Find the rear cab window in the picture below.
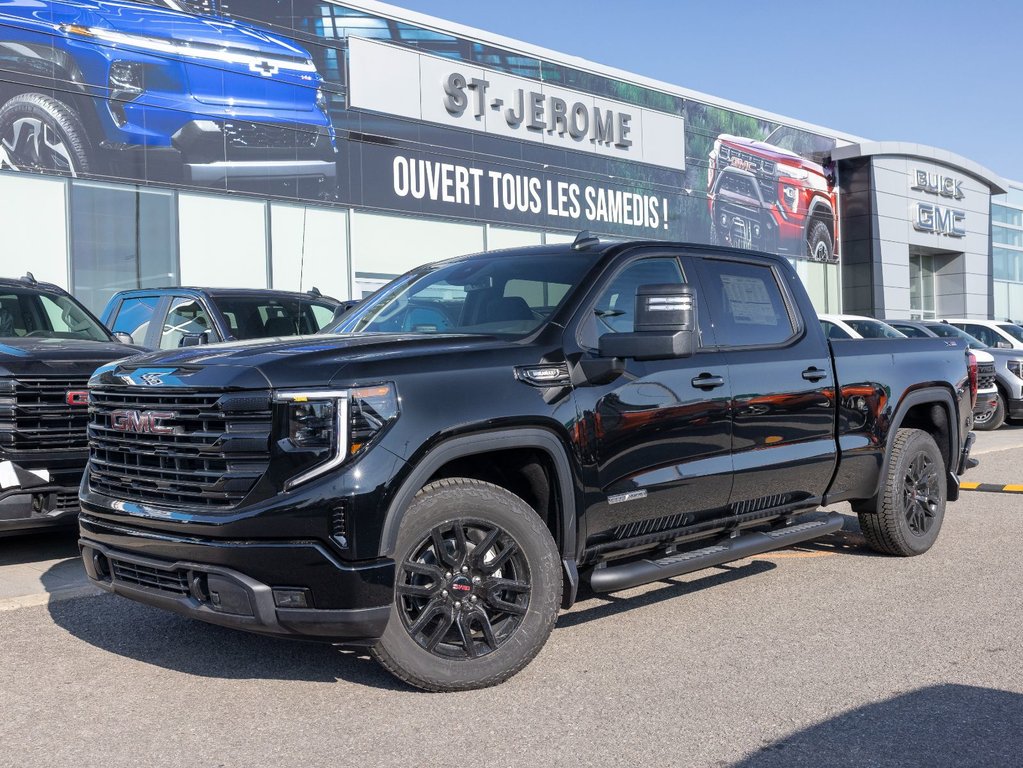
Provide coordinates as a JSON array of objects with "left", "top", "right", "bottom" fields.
[{"left": 694, "top": 258, "right": 797, "bottom": 347}]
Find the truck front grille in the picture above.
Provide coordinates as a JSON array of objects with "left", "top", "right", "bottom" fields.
[
  {"left": 718, "top": 144, "right": 777, "bottom": 176},
  {"left": 977, "top": 362, "right": 996, "bottom": 390},
  {"left": 110, "top": 557, "right": 190, "bottom": 595},
  {"left": 0, "top": 375, "right": 91, "bottom": 452},
  {"left": 87, "top": 387, "right": 272, "bottom": 509},
  {"left": 222, "top": 121, "right": 319, "bottom": 150}
]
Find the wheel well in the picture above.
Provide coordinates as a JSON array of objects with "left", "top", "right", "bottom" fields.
[
  {"left": 898, "top": 401, "right": 952, "bottom": 470},
  {"left": 808, "top": 203, "right": 835, "bottom": 241},
  {"left": 425, "top": 448, "right": 562, "bottom": 549}
]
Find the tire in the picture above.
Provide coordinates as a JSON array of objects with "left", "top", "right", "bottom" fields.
[
  {"left": 371, "top": 478, "right": 561, "bottom": 692},
  {"left": 0, "top": 93, "right": 93, "bottom": 176},
  {"left": 857, "top": 428, "right": 946, "bottom": 556},
  {"left": 973, "top": 391, "right": 1006, "bottom": 431},
  {"left": 806, "top": 220, "right": 833, "bottom": 262}
]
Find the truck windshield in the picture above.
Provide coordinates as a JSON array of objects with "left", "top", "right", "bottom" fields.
[
  {"left": 926, "top": 324, "right": 988, "bottom": 347},
  {"left": 0, "top": 288, "right": 110, "bottom": 342},
  {"left": 212, "top": 296, "right": 338, "bottom": 339},
  {"left": 996, "top": 323, "right": 1023, "bottom": 344},
  {"left": 845, "top": 319, "right": 905, "bottom": 339},
  {"left": 327, "top": 253, "right": 593, "bottom": 337}
]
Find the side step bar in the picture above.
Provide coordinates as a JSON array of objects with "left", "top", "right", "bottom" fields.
[{"left": 589, "top": 512, "right": 845, "bottom": 593}]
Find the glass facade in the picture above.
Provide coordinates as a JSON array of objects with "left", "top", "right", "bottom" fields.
[
  {"left": 70, "top": 182, "right": 178, "bottom": 313},
  {"left": 992, "top": 185, "right": 1023, "bottom": 322}
]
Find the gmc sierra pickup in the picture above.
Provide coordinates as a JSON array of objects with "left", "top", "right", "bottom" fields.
[
  {"left": 78, "top": 235, "right": 975, "bottom": 691},
  {"left": 1, "top": 275, "right": 141, "bottom": 535}
]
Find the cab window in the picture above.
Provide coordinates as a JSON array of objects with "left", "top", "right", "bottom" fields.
[
  {"left": 160, "top": 297, "right": 217, "bottom": 349},
  {"left": 578, "top": 257, "right": 703, "bottom": 349},
  {"left": 696, "top": 259, "right": 796, "bottom": 347},
  {"left": 109, "top": 296, "right": 160, "bottom": 345}
]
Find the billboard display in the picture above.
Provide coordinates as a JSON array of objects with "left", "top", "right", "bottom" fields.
[{"left": 0, "top": 0, "right": 840, "bottom": 262}]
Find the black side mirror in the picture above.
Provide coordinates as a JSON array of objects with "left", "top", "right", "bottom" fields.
[
  {"left": 598, "top": 284, "right": 697, "bottom": 361},
  {"left": 179, "top": 331, "right": 209, "bottom": 347},
  {"left": 112, "top": 331, "right": 134, "bottom": 345}
]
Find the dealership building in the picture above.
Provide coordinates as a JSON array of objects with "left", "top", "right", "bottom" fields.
[{"left": 0, "top": 0, "right": 1019, "bottom": 324}]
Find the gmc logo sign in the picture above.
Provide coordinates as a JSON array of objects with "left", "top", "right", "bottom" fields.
[
  {"left": 65, "top": 391, "right": 89, "bottom": 406},
  {"left": 109, "top": 409, "right": 178, "bottom": 435}
]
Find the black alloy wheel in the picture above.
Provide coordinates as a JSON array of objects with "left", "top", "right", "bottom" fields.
[
  {"left": 902, "top": 451, "right": 940, "bottom": 536},
  {"left": 396, "top": 519, "right": 530, "bottom": 659},
  {"left": 857, "top": 427, "right": 946, "bottom": 556},
  {"left": 371, "top": 478, "right": 561, "bottom": 692}
]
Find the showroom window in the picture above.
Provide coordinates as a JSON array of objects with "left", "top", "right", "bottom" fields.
[
  {"left": 70, "top": 181, "right": 177, "bottom": 314},
  {"left": 993, "top": 191, "right": 1023, "bottom": 321}
]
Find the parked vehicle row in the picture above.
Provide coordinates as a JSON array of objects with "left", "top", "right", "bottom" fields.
[{"left": 820, "top": 313, "right": 1023, "bottom": 432}]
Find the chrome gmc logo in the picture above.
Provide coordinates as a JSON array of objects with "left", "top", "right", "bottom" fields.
[{"left": 109, "top": 409, "right": 178, "bottom": 435}]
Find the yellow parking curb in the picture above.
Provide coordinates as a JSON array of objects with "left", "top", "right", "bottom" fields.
[{"left": 960, "top": 482, "right": 1023, "bottom": 494}]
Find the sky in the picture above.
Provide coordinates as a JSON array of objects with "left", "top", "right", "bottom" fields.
[{"left": 389, "top": 0, "right": 1023, "bottom": 184}]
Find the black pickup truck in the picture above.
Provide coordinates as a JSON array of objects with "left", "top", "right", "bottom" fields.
[
  {"left": 0, "top": 276, "right": 141, "bottom": 535},
  {"left": 78, "top": 236, "right": 975, "bottom": 691}
]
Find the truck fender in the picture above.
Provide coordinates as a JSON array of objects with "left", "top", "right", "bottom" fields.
[
  {"left": 806, "top": 197, "right": 834, "bottom": 221},
  {"left": 871, "top": 386, "right": 960, "bottom": 503},
  {"left": 378, "top": 427, "right": 580, "bottom": 606},
  {"left": 380, "top": 427, "right": 581, "bottom": 552}
]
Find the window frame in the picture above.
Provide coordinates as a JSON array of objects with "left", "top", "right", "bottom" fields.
[{"left": 691, "top": 254, "right": 803, "bottom": 351}]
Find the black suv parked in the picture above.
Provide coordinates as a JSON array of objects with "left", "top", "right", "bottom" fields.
[
  {"left": 0, "top": 275, "right": 140, "bottom": 535},
  {"left": 79, "top": 237, "right": 974, "bottom": 690},
  {"left": 100, "top": 288, "right": 343, "bottom": 349}
]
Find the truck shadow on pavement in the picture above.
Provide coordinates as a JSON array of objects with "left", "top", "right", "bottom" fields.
[
  {"left": 731, "top": 684, "right": 1023, "bottom": 767},
  {"left": 44, "top": 592, "right": 406, "bottom": 689}
]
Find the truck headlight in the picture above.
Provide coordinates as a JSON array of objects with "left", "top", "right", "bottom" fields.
[
  {"left": 275, "top": 384, "right": 398, "bottom": 489},
  {"left": 775, "top": 163, "right": 809, "bottom": 181},
  {"left": 1008, "top": 361, "right": 1023, "bottom": 380},
  {"left": 109, "top": 61, "right": 144, "bottom": 101}
]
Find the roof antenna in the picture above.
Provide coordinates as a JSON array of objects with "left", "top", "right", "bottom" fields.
[
  {"left": 572, "top": 230, "right": 600, "bottom": 251},
  {"left": 21, "top": 271, "right": 37, "bottom": 284}
]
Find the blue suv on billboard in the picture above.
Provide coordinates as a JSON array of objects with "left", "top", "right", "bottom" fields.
[{"left": 0, "top": 0, "right": 337, "bottom": 189}]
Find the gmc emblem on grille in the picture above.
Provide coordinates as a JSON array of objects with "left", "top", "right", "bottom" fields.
[
  {"left": 65, "top": 390, "right": 89, "bottom": 406},
  {"left": 109, "top": 409, "right": 178, "bottom": 435}
]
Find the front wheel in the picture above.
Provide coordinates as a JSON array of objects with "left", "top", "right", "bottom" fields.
[
  {"left": 857, "top": 428, "right": 946, "bottom": 556},
  {"left": 0, "top": 93, "right": 93, "bottom": 176},
  {"left": 806, "top": 220, "right": 833, "bottom": 262},
  {"left": 371, "top": 478, "right": 561, "bottom": 692}
]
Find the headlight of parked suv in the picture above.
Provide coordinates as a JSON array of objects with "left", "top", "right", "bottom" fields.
[
  {"left": 1008, "top": 361, "right": 1023, "bottom": 380},
  {"left": 275, "top": 384, "right": 398, "bottom": 489}
]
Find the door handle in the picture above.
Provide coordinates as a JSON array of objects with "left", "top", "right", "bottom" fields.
[
  {"left": 691, "top": 373, "right": 725, "bottom": 390},
  {"left": 802, "top": 366, "right": 828, "bottom": 382}
]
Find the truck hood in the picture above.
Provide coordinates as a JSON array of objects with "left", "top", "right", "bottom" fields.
[
  {"left": 95, "top": 333, "right": 517, "bottom": 390},
  {"left": 0, "top": 336, "right": 143, "bottom": 377},
  {"left": 49, "top": 1, "right": 314, "bottom": 63},
  {"left": 718, "top": 134, "right": 807, "bottom": 166}
]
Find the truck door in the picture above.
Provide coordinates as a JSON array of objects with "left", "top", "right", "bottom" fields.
[
  {"left": 691, "top": 255, "right": 836, "bottom": 509},
  {"left": 568, "top": 252, "right": 734, "bottom": 550}
]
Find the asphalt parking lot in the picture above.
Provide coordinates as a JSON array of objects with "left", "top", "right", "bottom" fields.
[{"left": 2, "top": 428, "right": 1022, "bottom": 768}]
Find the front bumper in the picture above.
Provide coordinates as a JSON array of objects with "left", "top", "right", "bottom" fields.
[
  {"left": 0, "top": 461, "right": 80, "bottom": 535},
  {"left": 79, "top": 513, "right": 393, "bottom": 643},
  {"left": 1007, "top": 397, "right": 1023, "bottom": 419}
]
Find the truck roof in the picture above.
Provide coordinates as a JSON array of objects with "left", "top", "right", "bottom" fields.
[{"left": 109, "top": 286, "right": 342, "bottom": 304}]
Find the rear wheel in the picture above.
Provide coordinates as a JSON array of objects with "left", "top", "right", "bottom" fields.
[
  {"left": 857, "top": 428, "right": 946, "bottom": 556},
  {"left": 371, "top": 478, "right": 561, "bottom": 692}
]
